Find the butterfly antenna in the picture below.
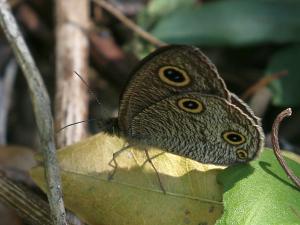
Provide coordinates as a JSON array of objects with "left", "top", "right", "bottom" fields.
[
  {"left": 56, "top": 119, "right": 98, "bottom": 133},
  {"left": 73, "top": 71, "right": 102, "bottom": 106},
  {"left": 56, "top": 72, "right": 106, "bottom": 133}
]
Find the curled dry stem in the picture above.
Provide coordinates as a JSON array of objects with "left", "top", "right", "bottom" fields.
[{"left": 271, "top": 108, "right": 300, "bottom": 189}]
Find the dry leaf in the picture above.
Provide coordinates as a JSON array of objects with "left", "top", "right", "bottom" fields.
[{"left": 31, "top": 132, "right": 224, "bottom": 225}]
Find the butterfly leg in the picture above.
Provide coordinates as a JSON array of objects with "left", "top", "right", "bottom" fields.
[
  {"left": 141, "top": 152, "right": 164, "bottom": 167},
  {"left": 144, "top": 149, "right": 166, "bottom": 194},
  {"left": 108, "top": 144, "right": 130, "bottom": 180}
]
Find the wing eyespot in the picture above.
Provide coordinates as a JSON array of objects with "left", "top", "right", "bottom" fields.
[
  {"left": 158, "top": 66, "right": 191, "bottom": 87},
  {"left": 177, "top": 98, "right": 204, "bottom": 113},
  {"left": 236, "top": 149, "right": 248, "bottom": 160},
  {"left": 222, "top": 131, "right": 245, "bottom": 145}
]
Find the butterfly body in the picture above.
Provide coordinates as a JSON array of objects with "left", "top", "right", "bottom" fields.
[{"left": 115, "top": 45, "right": 264, "bottom": 165}]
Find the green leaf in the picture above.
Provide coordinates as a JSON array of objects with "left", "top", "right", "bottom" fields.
[
  {"left": 138, "top": 0, "right": 195, "bottom": 29},
  {"left": 30, "top": 133, "right": 224, "bottom": 225},
  {"left": 216, "top": 150, "right": 300, "bottom": 225},
  {"left": 133, "top": 0, "right": 195, "bottom": 57},
  {"left": 266, "top": 45, "right": 300, "bottom": 106},
  {"left": 150, "top": 0, "right": 300, "bottom": 46}
]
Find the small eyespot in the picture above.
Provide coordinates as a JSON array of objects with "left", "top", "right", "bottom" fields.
[
  {"left": 222, "top": 131, "right": 245, "bottom": 145},
  {"left": 236, "top": 149, "right": 248, "bottom": 160},
  {"left": 159, "top": 66, "right": 190, "bottom": 87},
  {"left": 177, "top": 98, "right": 204, "bottom": 113}
]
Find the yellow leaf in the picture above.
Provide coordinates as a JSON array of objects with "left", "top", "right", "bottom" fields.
[{"left": 30, "top": 132, "right": 224, "bottom": 225}]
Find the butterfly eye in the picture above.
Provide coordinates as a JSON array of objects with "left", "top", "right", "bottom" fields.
[
  {"left": 222, "top": 131, "right": 245, "bottom": 145},
  {"left": 178, "top": 98, "right": 204, "bottom": 113},
  {"left": 159, "top": 66, "right": 190, "bottom": 87},
  {"left": 236, "top": 149, "right": 248, "bottom": 160}
]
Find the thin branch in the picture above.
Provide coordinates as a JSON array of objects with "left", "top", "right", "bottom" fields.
[
  {"left": 0, "top": 1, "right": 67, "bottom": 225},
  {"left": 94, "top": 0, "right": 166, "bottom": 47},
  {"left": 0, "top": 173, "right": 84, "bottom": 225},
  {"left": 271, "top": 108, "right": 300, "bottom": 189},
  {"left": 242, "top": 70, "right": 288, "bottom": 100},
  {"left": 0, "top": 173, "right": 53, "bottom": 225},
  {"left": 0, "top": 58, "right": 17, "bottom": 145}
]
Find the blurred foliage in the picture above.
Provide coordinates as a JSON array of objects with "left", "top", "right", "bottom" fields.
[
  {"left": 266, "top": 45, "right": 300, "bottom": 106},
  {"left": 138, "top": 0, "right": 195, "bottom": 30},
  {"left": 144, "top": 0, "right": 300, "bottom": 46}
]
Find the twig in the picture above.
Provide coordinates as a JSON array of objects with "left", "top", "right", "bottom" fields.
[
  {"left": 0, "top": 173, "right": 83, "bottom": 225},
  {"left": 0, "top": 173, "right": 52, "bottom": 225},
  {"left": 0, "top": 58, "right": 17, "bottom": 145},
  {"left": 93, "top": 0, "right": 166, "bottom": 47},
  {"left": 242, "top": 70, "right": 288, "bottom": 100},
  {"left": 0, "top": 1, "right": 67, "bottom": 225},
  {"left": 271, "top": 108, "right": 300, "bottom": 189}
]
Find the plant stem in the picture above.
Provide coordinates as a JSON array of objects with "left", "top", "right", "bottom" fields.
[
  {"left": 0, "top": 173, "right": 53, "bottom": 225},
  {"left": 271, "top": 108, "right": 300, "bottom": 189},
  {"left": 0, "top": 1, "right": 67, "bottom": 224},
  {"left": 94, "top": 0, "right": 166, "bottom": 47}
]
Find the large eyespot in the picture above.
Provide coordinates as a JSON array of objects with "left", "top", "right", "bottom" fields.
[
  {"left": 236, "top": 149, "right": 248, "bottom": 160},
  {"left": 177, "top": 98, "right": 204, "bottom": 113},
  {"left": 159, "top": 66, "right": 190, "bottom": 87},
  {"left": 222, "top": 131, "right": 245, "bottom": 145}
]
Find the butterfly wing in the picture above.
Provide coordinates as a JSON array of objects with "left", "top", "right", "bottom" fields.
[
  {"left": 129, "top": 93, "right": 264, "bottom": 165},
  {"left": 230, "top": 93, "right": 261, "bottom": 125},
  {"left": 119, "top": 45, "right": 230, "bottom": 134}
]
